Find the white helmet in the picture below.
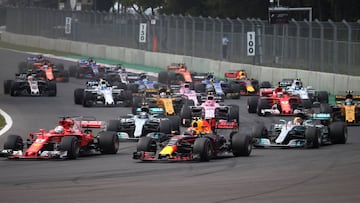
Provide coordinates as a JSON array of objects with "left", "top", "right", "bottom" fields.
[
  {"left": 160, "top": 92, "right": 167, "bottom": 98},
  {"left": 54, "top": 125, "right": 64, "bottom": 134}
]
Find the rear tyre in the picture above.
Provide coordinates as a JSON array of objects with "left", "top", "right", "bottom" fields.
[
  {"left": 47, "top": 81, "right": 57, "bottom": 97},
  {"left": 247, "top": 96, "right": 259, "bottom": 113},
  {"left": 232, "top": 133, "right": 252, "bottom": 157},
  {"left": 107, "top": 120, "right": 120, "bottom": 131},
  {"left": 317, "top": 91, "right": 329, "bottom": 103},
  {"left": 60, "top": 136, "right": 80, "bottom": 159},
  {"left": 158, "top": 71, "right": 169, "bottom": 84},
  {"left": 180, "top": 105, "right": 192, "bottom": 127},
  {"left": 329, "top": 122, "right": 347, "bottom": 144},
  {"left": 98, "top": 131, "right": 119, "bottom": 154}
]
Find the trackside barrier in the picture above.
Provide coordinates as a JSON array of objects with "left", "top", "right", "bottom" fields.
[{"left": 2, "top": 32, "right": 359, "bottom": 94}]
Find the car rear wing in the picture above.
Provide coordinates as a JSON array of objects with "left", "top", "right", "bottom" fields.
[
  {"left": 335, "top": 93, "right": 360, "bottom": 102},
  {"left": 80, "top": 121, "right": 104, "bottom": 128}
]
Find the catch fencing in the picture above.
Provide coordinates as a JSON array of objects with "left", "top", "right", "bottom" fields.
[{"left": 4, "top": 7, "right": 360, "bottom": 76}]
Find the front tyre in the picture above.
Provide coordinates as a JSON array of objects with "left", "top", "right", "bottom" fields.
[{"left": 60, "top": 136, "right": 80, "bottom": 159}]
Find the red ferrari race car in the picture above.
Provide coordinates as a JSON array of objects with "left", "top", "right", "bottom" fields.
[
  {"left": 0, "top": 116, "right": 119, "bottom": 159},
  {"left": 247, "top": 87, "right": 307, "bottom": 116},
  {"left": 133, "top": 118, "right": 251, "bottom": 162}
]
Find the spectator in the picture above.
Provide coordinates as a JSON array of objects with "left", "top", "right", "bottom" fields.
[{"left": 222, "top": 35, "right": 229, "bottom": 59}]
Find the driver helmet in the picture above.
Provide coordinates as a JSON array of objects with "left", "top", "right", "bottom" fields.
[
  {"left": 54, "top": 125, "right": 64, "bottom": 134},
  {"left": 43, "top": 65, "right": 48, "bottom": 70},
  {"left": 27, "top": 75, "right": 33, "bottom": 81},
  {"left": 139, "top": 111, "right": 149, "bottom": 119},
  {"left": 294, "top": 81, "right": 302, "bottom": 90},
  {"left": 345, "top": 98, "right": 353, "bottom": 105},
  {"left": 293, "top": 117, "right": 303, "bottom": 125},
  {"left": 88, "top": 57, "right": 95, "bottom": 64},
  {"left": 100, "top": 80, "right": 107, "bottom": 88},
  {"left": 160, "top": 92, "right": 167, "bottom": 98},
  {"left": 277, "top": 92, "right": 283, "bottom": 98}
]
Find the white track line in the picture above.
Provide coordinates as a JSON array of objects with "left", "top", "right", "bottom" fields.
[{"left": 0, "top": 108, "right": 13, "bottom": 136}]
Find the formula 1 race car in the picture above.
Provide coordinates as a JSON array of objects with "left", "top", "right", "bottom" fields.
[
  {"left": 172, "top": 82, "right": 201, "bottom": 106},
  {"left": 247, "top": 87, "right": 307, "bottom": 116},
  {"left": 74, "top": 79, "right": 132, "bottom": 107},
  {"left": 158, "top": 63, "right": 209, "bottom": 85},
  {"left": 252, "top": 113, "right": 347, "bottom": 148},
  {"left": 106, "top": 106, "right": 180, "bottom": 140},
  {"left": 320, "top": 91, "right": 360, "bottom": 125},
  {"left": 3, "top": 73, "right": 57, "bottom": 96},
  {"left": 194, "top": 73, "right": 240, "bottom": 99},
  {"left": 224, "top": 70, "right": 271, "bottom": 96},
  {"left": 68, "top": 57, "right": 106, "bottom": 79},
  {"left": 280, "top": 78, "right": 329, "bottom": 105},
  {"left": 180, "top": 94, "right": 239, "bottom": 127},
  {"left": 18, "top": 55, "right": 69, "bottom": 82},
  {"left": 0, "top": 116, "right": 119, "bottom": 159},
  {"left": 132, "top": 89, "right": 183, "bottom": 115},
  {"left": 133, "top": 119, "right": 252, "bottom": 162}
]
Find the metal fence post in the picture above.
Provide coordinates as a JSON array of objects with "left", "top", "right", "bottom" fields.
[
  {"left": 315, "top": 19, "right": 324, "bottom": 72},
  {"left": 256, "top": 18, "right": 265, "bottom": 65},
  {"left": 236, "top": 18, "right": 244, "bottom": 61},
  {"left": 179, "top": 15, "right": 186, "bottom": 55},
  {"left": 342, "top": 20, "right": 351, "bottom": 74},
  {"left": 217, "top": 17, "right": 223, "bottom": 60},
  {"left": 174, "top": 14, "right": 179, "bottom": 54},
  {"left": 328, "top": 19, "right": 337, "bottom": 74},
  {"left": 199, "top": 16, "right": 206, "bottom": 57},
  {"left": 291, "top": 19, "right": 300, "bottom": 66},
  {"left": 208, "top": 16, "right": 215, "bottom": 59},
  {"left": 304, "top": 19, "right": 312, "bottom": 70},
  {"left": 226, "top": 17, "right": 233, "bottom": 60},
  {"left": 189, "top": 15, "right": 195, "bottom": 57}
]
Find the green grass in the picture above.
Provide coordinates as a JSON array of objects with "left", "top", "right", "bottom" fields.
[
  {"left": 0, "top": 114, "right": 5, "bottom": 129},
  {"left": 0, "top": 40, "right": 163, "bottom": 73},
  {"left": 0, "top": 40, "right": 78, "bottom": 56}
]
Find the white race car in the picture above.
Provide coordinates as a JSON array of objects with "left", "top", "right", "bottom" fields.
[{"left": 74, "top": 79, "right": 132, "bottom": 107}]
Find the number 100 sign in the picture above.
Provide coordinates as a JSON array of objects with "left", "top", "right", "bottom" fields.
[{"left": 247, "top": 31, "right": 255, "bottom": 56}]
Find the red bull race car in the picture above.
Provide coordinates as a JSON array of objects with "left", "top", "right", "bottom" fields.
[{"left": 133, "top": 119, "right": 251, "bottom": 162}]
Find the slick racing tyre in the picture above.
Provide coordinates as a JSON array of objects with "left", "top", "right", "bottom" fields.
[
  {"left": 305, "top": 127, "right": 320, "bottom": 149},
  {"left": 4, "top": 135, "right": 24, "bottom": 151},
  {"left": 232, "top": 133, "right": 252, "bottom": 157},
  {"left": 329, "top": 122, "right": 347, "bottom": 144},
  {"left": 99, "top": 131, "right": 119, "bottom": 154},
  {"left": 193, "top": 138, "right": 212, "bottom": 162},
  {"left": 137, "top": 137, "right": 157, "bottom": 152},
  {"left": 60, "top": 136, "right": 80, "bottom": 159}
]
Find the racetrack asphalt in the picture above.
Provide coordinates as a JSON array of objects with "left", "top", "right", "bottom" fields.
[{"left": 0, "top": 48, "right": 359, "bottom": 203}]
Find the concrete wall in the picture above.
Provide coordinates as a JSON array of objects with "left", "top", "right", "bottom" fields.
[{"left": 2, "top": 32, "right": 359, "bottom": 94}]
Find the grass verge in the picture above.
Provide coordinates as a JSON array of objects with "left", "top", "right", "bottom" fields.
[
  {"left": 0, "top": 114, "right": 5, "bottom": 129},
  {"left": 0, "top": 40, "right": 163, "bottom": 73}
]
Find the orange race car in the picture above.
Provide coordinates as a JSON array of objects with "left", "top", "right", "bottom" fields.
[
  {"left": 18, "top": 55, "right": 69, "bottom": 82},
  {"left": 158, "top": 63, "right": 208, "bottom": 85}
]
